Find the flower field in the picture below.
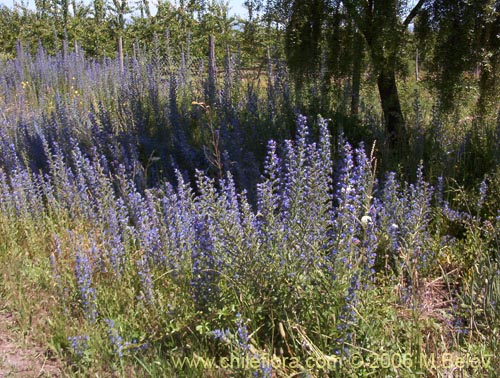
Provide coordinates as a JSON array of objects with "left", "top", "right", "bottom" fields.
[{"left": 0, "top": 44, "right": 499, "bottom": 377}]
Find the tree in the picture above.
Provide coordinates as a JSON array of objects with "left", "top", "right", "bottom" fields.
[
  {"left": 416, "top": 0, "right": 500, "bottom": 118},
  {"left": 198, "top": 0, "right": 237, "bottom": 53},
  {"left": 0, "top": 6, "right": 22, "bottom": 57},
  {"left": 109, "top": 0, "right": 131, "bottom": 71},
  {"left": 269, "top": 0, "right": 429, "bottom": 144},
  {"left": 273, "top": 0, "right": 500, "bottom": 142}
]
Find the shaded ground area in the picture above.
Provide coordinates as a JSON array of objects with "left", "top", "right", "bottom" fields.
[{"left": 0, "top": 311, "right": 62, "bottom": 377}]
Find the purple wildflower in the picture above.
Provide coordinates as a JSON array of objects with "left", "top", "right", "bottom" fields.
[
  {"left": 68, "top": 335, "right": 89, "bottom": 357},
  {"left": 136, "top": 256, "right": 154, "bottom": 304},
  {"left": 105, "top": 319, "right": 124, "bottom": 358},
  {"left": 74, "top": 248, "right": 97, "bottom": 322}
]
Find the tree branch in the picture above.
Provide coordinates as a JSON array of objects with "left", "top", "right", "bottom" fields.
[{"left": 403, "top": 0, "right": 427, "bottom": 27}]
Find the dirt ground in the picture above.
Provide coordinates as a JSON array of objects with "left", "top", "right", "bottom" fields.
[{"left": 0, "top": 311, "right": 62, "bottom": 377}]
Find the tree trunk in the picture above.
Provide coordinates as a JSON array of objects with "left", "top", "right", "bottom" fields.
[{"left": 377, "top": 68, "right": 405, "bottom": 144}]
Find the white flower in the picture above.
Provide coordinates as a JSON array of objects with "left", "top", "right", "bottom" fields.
[{"left": 361, "top": 215, "right": 372, "bottom": 225}]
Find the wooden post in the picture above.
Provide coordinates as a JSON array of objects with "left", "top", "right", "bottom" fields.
[{"left": 118, "top": 35, "right": 124, "bottom": 73}]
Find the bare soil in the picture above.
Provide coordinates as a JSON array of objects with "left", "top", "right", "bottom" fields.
[{"left": 0, "top": 310, "right": 62, "bottom": 377}]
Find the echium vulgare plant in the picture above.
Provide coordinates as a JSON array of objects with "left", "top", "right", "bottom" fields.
[
  {"left": 190, "top": 172, "right": 225, "bottom": 313},
  {"left": 190, "top": 167, "right": 257, "bottom": 311},
  {"left": 190, "top": 214, "right": 221, "bottom": 313},
  {"left": 374, "top": 171, "right": 404, "bottom": 273},
  {"left": 247, "top": 115, "right": 385, "bottom": 360},
  {"left": 159, "top": 171, "right": 197, "bottom": 274},
  {"left": 280, "top": 115, "right": 333, "bottom": 251},
  {"left": 254, "top": 116, "right": 334, "bottom": 282},
  {"left": 375, "top": 164, "right": 434, "bottom": 305},
  {"left": 105, "top": 319, "right": 124, "bottom": 358},
  {"left": 212, "top": 314, "right": 272, "bottom": 378},
  {"left": 250, "top": 116, "right": 336, "bottom": 323},
  {"left": 404, "top": 164, "right": 434, "bottom": 273},
  {"left": 329, "top": 137, "right": 378, "bottom": 354},
  {"left": 102, "top": 197, "right": 128, "bottom": 277},
  {"left": 73, "top": 236, "right": 98, "bottom": 323},
  {"left": 68, "top": 335, "right": 89, "bottom": 358}
]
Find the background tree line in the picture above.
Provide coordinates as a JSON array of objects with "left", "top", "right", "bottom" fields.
[
  {"left": 1, "top": 0, "right": 499, "bottom": 177},
  {"left": 0, "top": 0, "right": 277, "bottom": 68}
]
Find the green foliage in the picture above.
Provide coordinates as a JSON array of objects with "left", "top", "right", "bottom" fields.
[
  {"left": 0, "top": 2, "right": 500, "bottom": 377},
  {"left": 416, "top": 0, "right": 500, "bottom": 116},
  {"left": 284, "top": 0, "right": 325, "bottom": 82}
]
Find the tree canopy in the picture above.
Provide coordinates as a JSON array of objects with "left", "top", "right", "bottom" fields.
[{"left": 268, "top": 0, "right": 500, "bottom": 142}]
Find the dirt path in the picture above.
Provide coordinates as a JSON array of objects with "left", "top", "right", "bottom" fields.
[{"left": 0, "top": 311, "right": 62, "bottom": 377}]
